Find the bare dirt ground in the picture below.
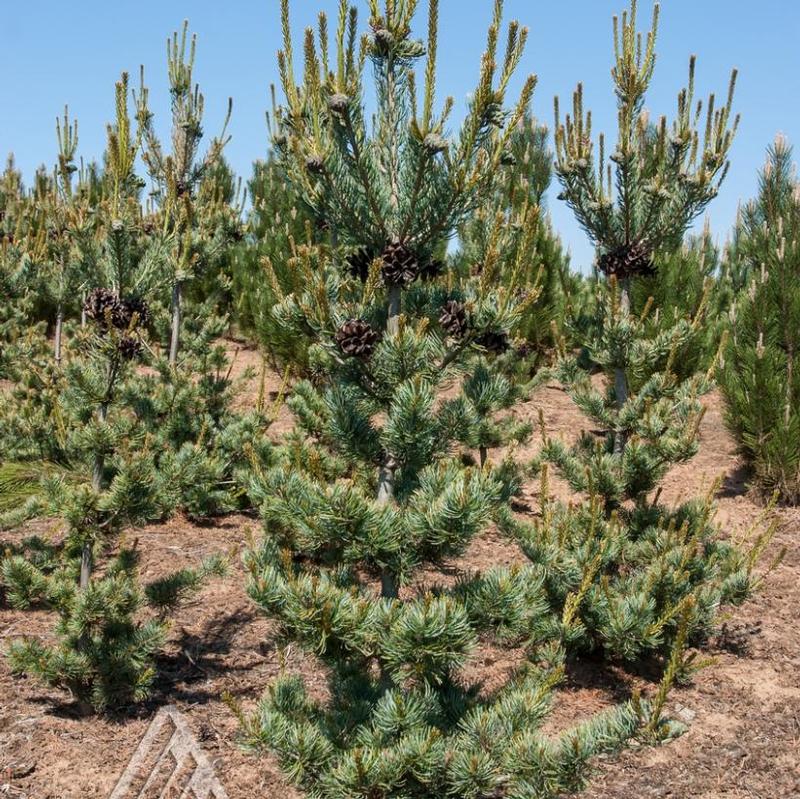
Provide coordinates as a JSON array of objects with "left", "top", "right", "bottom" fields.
[{"left": 1, "top": 348, "right": 798, "bottom": 798}]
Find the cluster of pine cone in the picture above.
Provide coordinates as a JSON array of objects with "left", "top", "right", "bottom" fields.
[
  {"left": 83, "top": 288, "right": 150, "bottom": 360},
  {"left": 598, "top": 241, "right": 656, "bottom": 280},
  {"left": 83, "top": 289, "right": 151, "bottom": 332},
  {"left": 346, "top": 241, "right": 442, "bottom": 287}
]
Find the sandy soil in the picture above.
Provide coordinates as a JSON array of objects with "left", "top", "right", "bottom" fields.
[{"left": 1, "top": 349, "right": 798, "bottom": 799}]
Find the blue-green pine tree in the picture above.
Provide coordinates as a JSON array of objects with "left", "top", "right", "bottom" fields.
[{"left": 239, "top": 2, "right": 675, "bottom": 796}]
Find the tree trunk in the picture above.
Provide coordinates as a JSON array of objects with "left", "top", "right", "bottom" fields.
[
  {"left": 376, "top": 285, "right": 402, "bottom": 599},
  {"left": 786, "top": 347, "right": 794, "bottom": 427},
  {"left": 386, "top": 285, "right": 401, "bottom": 335},
  {"left": 79, "top": 543, "right": 93, "bottom": 591},
  {"left": 377, "top": 458, "right": 398, "bottom": 598},
  {"left": 84, "top": 399, "right": 109, "bottom": 590},
  {"left": 613, "top": 280, "right": 631, "bottom": 455},
  {"left": 54, "top": 305, "right": 64, "bottom": 365},
  {"left": 479, "top": 446, "right": 488, "bottom": 468},
  {"left": 169, "top": 280, "right": 182, "bottom": 367}
]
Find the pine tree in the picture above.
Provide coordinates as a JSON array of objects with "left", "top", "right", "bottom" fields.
[
  {"left": 238, "top": 3, "right": 677, "bottom": 795},
  {"left": 629, "top": 222, "right": 728, "bottom": 381},
  {"left": 501, "top": 0, "right": 770, "bottom": 663},
  {"left": 5, "top": 541, "right": 225, "bottom": 712},
  {"left": 137, "top": 22, "right": 233, "bottom": 366},
  {"left": 0, "top": 181, "right": 37, "bottom": 380},
  {"left": 549, "top": 0, "right": 736, "bottom": 482},
  {"left": 17, "top": 108, "right": 99, "bottom": 365},
  {"left": 3, "top": 74, "right": 227, "bottom": 711},
  {"left": 719, "top": 136, "right": 800, "bottom": 503},
  {"left": 0, "top": 158, "right": 67, "bottom": 466}
]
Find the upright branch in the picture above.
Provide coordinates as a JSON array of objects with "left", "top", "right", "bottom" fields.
[
  {"left": 273, "top": 0, "right": 536, "bottom": 558},
  {"left": 552, "top": 0, "right": 738, "bottom": 452},
  {"left": 137, "top": 21, "right": 233, "bottom": 366}
]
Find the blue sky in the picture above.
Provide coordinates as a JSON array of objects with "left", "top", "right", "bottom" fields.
[{"left": 2, "top": 1, "right": 798, "bottom": 269}]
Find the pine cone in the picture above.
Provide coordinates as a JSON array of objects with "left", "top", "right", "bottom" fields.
[
  {"left": 419, "top": 258, "right": 444, "bottom": 282},
  {"left": 335, "top": 319, "right": 380, "bottom": 358},
  {"left": 475, "top": 330, "right": 510, "bottom": 355},
  {"left": 346, "top": 247, "right": 376, "bottom": 283},
  {"left": 120, "top": 296, "right": 151, "bottom": 330},
  {"left": 327, "top": 93, "right": 350, "bottom": 114},
  {"left": 381, "top": 240, "right": 419, "bottom": 287},
  {"left": 117, "top": 335, "right": 143, "bottom": 361},
  {"left": 305, "top": 155, "right": 325, "bottom": 175},
  {"left": 598, "top": 241, "right": 655, "bottom": 279},
  {"left": 83, "top": 288, "right": 123, "bottom": 332},
  {"left": 439, "top": 300, "right": 469, "bottom": 338}
]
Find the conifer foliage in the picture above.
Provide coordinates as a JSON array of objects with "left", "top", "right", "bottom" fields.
[
  {"left": 0, "top": 0, "right": 784, "bottom": 787},
  {"left": 2, "top": 69, "right": 227, "bottom": 714},
  {"left": 502, "top": 0, "right": 769, "bottom": 664},
  {"left": 239, "top": 3, "right": 672, "bottom": 796},
  {"left": 719, "top": 137, "right": 800, "bottom": 503},
  {"left": 455, "top": 114, "right": 572, "bottom": 368}
]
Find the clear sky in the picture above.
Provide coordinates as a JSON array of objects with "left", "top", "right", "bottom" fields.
[{"left": 2, "top": 1, "right": 798, "bottom": 269}]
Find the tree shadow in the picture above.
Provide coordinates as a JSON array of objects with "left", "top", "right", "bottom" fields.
[
  {"left": 152, "top": 606, "right": 261, "bottom": 705},
  {"left": 710, "top": 620, "right": 762, "bottom": 657},
  {"left": 562, "top": 651, "right": 664, "bottom": 704},
  {"left": 717, "top": 462, "right": 752, "bottom": 499}
]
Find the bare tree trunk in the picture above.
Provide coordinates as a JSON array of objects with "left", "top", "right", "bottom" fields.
[
  {"left": 786, "top": 347, "right": 794, "bottom": 427},
  {"left": 479, "top": 446, "right": 488, "bottom": 467},
  {"left": 386, "top": 285, "right": 401, "bottom": 336},
  {"left": 54, "top": 305, "right": 64, "bottom": 365},
  {"left": 377, "top": 285, "right": 402, "bottom": 599},
  {"left": 83, "top": 395, "right": 109, "bottom": 590},
  {"left": 613, "top": 280, "right": 631, "bottom": 456},
  {"left": 169, "top": 280, "right": 182, "bottom": 367}
]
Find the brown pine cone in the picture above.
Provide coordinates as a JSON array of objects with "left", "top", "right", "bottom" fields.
[
  {"left": 475, "top": 330, "right": 510, "bottom": 355},
  {"left": 117, "top": 335, "right": 143, "bottom": 361},
  {"left": 83, "top": 288, "right": 123, "bottom": 332},
  {"left": 120, "top": 296, "right": 151, "bottom": 329},
  {"left": 381, "top": 240, "right": 419, "bottom": 287},
  {"left": 598, "top": 241, "right": 655, "bottom": 279},
  {"left": 439, "top": 300, "right": 469, "bottom": 338},
  {"left": 335, "top": 319, "right": 380, "bottom": 358},
  {"left": 419, "top": 258, "right": 444, "bottom": 282},
  {"left": 305, "top": 155, "right": 325, "bottom": 175}
]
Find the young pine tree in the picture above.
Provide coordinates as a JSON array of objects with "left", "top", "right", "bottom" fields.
[
  {"left": 502, "top": 0, "right": 768, "bottom": 663},
  {"left": 137, "top": 22, "right": 233, "bottom": 366},
  {"left": 238, "top": 3, "right": 674, "bottom": 796},
  {"left": 719, "top": 136, "right": 800, "bottom": 503},
  {"left": 4, "top": 75, "right": 226, "bottom": 712},
  {"left": 19, "top": 109, "right": 95, "bottom": 365}
]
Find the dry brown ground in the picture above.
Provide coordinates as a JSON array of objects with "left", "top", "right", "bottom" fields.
[{"left": 1, "top": 345, "right": 798, "bottom": 798}]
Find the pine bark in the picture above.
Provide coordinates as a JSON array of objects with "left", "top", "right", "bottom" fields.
[
  {"left": 613, "top": 280, "right": 631, "bottom": 455},
  {"left": 377, "top": 285, "right": 402, "bottom": 599},
  {"left": 54, "top": 305, "right": 64, "bottom": 365},
  {"left": 169, "top": 280, "right": 182, "bottom": 366}
]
